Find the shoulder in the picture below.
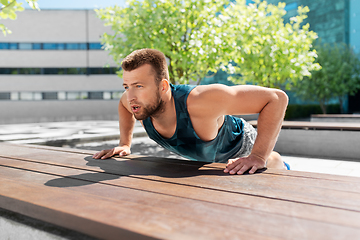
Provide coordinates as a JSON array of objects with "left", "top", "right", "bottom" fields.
[
  {"left": 187, "top": 84, "right": 233, "bottom": 118},
  {"left": 188, "top": 84, "right": 235, "bottom": 103}
]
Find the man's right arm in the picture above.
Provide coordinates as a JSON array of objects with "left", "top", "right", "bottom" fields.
[{"left": 92, "top": 93, "right": 135, "bottom": 159}]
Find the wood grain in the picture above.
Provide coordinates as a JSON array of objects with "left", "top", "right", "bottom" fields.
[{"left": 1, "top": 142, "right": 360, "bottom": 239}]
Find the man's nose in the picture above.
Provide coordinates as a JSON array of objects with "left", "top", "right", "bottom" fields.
[{"left": 126, "top": 89, "right": 136, "bottom": 102}]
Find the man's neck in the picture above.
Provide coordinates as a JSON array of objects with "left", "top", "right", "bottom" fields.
[{"left": 150, "top": 95, "right": 177, "bottom": 138}]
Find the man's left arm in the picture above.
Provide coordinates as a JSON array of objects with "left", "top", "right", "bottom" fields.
[
  {"left": 224, "top": 86, "right": 288, "bottom": 174},
  {"left": 189, "top": 84, "right": 288, "bottom": 174}
]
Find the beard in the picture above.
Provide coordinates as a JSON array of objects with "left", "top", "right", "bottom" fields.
[{"left": 133, "top": 91, "right": 164, "bottom": 120}]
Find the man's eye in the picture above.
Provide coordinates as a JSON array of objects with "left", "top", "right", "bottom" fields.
[
  {"left": 136, "top": 85, "right": 143, "bottom": 88},
  {"left": 124, "top": 86, "right": 129, "bottom": 90}
]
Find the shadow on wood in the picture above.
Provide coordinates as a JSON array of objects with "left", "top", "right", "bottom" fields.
[{"left": 45, "top": 156, "right": 267, "bottom": 188}]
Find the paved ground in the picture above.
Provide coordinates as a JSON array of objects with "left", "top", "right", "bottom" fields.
[{"left": 1, "top": 120, "right": 360, "bottom": 177}]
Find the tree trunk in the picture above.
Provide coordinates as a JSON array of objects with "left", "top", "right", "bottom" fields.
[
  {"left": 338, "top": 97, "right": 344, "bottom": 114},
  {"left": 319, "top": 100, "right": 327, "bottom": 114}
]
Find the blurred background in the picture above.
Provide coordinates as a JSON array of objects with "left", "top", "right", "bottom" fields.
[{"left": 0, "top": 0, "right": 359, "bottom": 123}]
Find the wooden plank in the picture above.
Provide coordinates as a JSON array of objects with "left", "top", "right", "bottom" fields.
[
  {"left": 1, "top": 163, "right": 360, "bottom": 240},
  {"left": 0, "top": 167, "right": 298, "bottom": 240},
  {"left": 1, "top": 155, "right": 360, "bottom": 230},
  {"left": 6, "top": 142, "right": 360, "bottom": 184},
  {"left": 311, "top": 114, "right": 360, "bottom": 118},
  {"left": 2, "top": 146, "right": 360, "bottom": 213},
  {"left": 249, "top": 120, "right": 360, "bottom": 131}
]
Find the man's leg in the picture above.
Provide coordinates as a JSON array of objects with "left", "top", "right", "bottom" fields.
[{"left": 266, "top": 151, "right": 287, "bottom": 169}]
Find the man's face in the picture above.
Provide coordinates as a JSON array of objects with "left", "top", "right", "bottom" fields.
[{"left": 123, "top": 64, "right": 164, "bottom": 120}]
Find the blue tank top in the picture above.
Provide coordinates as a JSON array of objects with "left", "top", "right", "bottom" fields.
[{"left": 142, "top": 84, "right": 245, "bottom": 163}]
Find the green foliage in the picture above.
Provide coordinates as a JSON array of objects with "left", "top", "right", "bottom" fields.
[
  {"left": 284, "top": 104, "right": 340, "bottom": 120},
  {"left": 225, "top": 0, "right": 320, "bottom": 88},
  {"left": 293, "top": 41, "right": 360, "bottom": 113},
  {"left": 96, "top": 0, "right": 233, "bottom": 84},
  {"left": 97, "top": 0, "right": 319, "bottom": 85},
  {"left": 0, "top": 0, "right": 39, "bottom": 35}
]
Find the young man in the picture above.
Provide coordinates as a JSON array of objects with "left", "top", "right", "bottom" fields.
[{"left": 93, "top": 48, "right": 289, "bottom": 175}]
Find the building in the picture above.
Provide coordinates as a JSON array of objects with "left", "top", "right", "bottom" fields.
[
  {"left": 266, "top": 0, "right": 360, "bottom": 112},
  {"left": 0, "top": 9, "right": 123, "bottom": 124}
]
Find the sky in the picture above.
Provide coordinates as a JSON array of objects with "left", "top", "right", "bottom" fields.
[{"left": 20, "top": 0, "right": 126, "bottom": 9}]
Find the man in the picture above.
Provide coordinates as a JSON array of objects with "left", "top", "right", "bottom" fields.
[{"left": 93, "top": 48, "right": 289, "bottom": 174}]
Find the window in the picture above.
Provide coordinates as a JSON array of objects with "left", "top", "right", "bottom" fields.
[
  {"left": 79, "top": 43, "right": 87, "bottom": 50},
  {"left": 67, "top": 68, "right": 87, "bottom": 74},
  {"left": 89, "top": 43, "right": 102, "bottom": 49},
  {"left": 285, "top": 2, "right": 298, "bottom": 11},
  {"left": 11, "top": 92, "right": 19, "bottom": 100},
  {"left": 42, "top": 92, "right": 58, "bottom": 100},
  {"left": 58, "top": 92, "right": 66, "bottom": 100},
  {"left": 2, "top": 91, "right": 124, "bottom": 101},
  {"left": 81, "top": 92, "right": 88, "bottom": 99},
  {"left": 0, "top": 92, "right": 11, "bottom": 100},
  {"left": 89, "top": 92, "right": 103, "bottom": 99},
  {"left": 9, "top": 43, "right": 18, "bottom": 49},
  {"left": 33, "top": 92, "right": 42, "bottom": 100},
  {"left": 66, "top": 43, "right": 79, "bottom": 50},
  {"left": 57, "top": 43, "right": 65, "bottom": 50},
  {"left": 20, "top": 92, "right": 33, "bottom": 100},
  {"left": 103, "top": 92, "right": 112, "bottom": 100},
  {"left": 33, "top": 43, "right": 42, "bottom": 49},
  {"left": 67, "top": 92, "right": 81, "bottom": 100},
  {"left": 43, "top": 43, "right": 58, "bottom": 50},
  {"left": 0, "top": 67, "right": 118, "bottom": 75},
  {"left": 43, "top": 68, "right": 59, "bottom": 74},
  {"left": 19, "top": 43, "right": 32, "bottom": 50},
  {"left": 10, "top": 69, "right": 19, "bottom": 74},
  {"left": 0, "top": 42, "right": 104, "bottom": 50},
  {"left": 112, "top": 92, "right": 122, "bottom": 99},
  {"left": 0, "top": 43, "right": 9, "bottom": 49},
  {"left": 0, "top": 68, "right": 11, "bottom": 74},
  {"left": 19, "top": 68, "right": 41, "bottom": 74}
]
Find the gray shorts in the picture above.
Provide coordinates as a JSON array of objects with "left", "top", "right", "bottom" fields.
[{"left": 230, "top": 119, "right": 257, "bottom": 159}]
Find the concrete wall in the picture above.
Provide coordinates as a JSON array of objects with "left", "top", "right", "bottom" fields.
[
  {"left": 0, "top": 10, "right": 111, "bottom": 42},
  {"left": 0, "top": 50, "right": 116, "bottom": 67},
  {"left": 275, "top": 129, "right": 360, "bottom": 160},
  {"left": 0, "top": 10, "right": 122, "bottom": 124},
  {"left": 0, "top": 75, "right": 121, "bottom": 92},
  {"left": 0, "top": 100, "right": 119, "bottom": 124}
]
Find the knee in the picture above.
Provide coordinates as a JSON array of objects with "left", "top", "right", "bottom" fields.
[{"left": 266, "top": 151, "right": 284, "bottom": 169}]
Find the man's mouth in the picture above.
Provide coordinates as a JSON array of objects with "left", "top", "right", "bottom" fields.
[{"left": 132, "top": 105, "right": 140, "bottom": 113}]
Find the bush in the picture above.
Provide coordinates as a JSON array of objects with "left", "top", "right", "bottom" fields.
[{"left": 285, "top": 104, "right": 340, "bottom": 120}]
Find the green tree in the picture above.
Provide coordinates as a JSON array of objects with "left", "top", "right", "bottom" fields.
[
  {"left": 0, "top": 0, "right": 39, "bottom": 35},
  {"left": 97, "top": 0, "right": 319, "bottom": 86},
  {"left": 294, "top": 42, "right": 360, "bottom": 114},
  {"left": 224, "top": 0, "right": 320, "bottom": 88},
  {"left": 96, "top": 0, "right": 233, "bottom": 84}
]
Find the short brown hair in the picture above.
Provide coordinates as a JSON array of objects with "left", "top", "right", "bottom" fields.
[{"left": 121, "top": 49, "right": 169, "bottom": 85}]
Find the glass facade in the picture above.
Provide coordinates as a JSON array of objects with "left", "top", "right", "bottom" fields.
[
  {"left": 0, "top": 91, "right": 123, "bottom": 101},
  {"left": 0, "top": 67, "right": 119, "bottom": 75},
  {"left": 0, "top": 42, "right": 103, "bottom": 50}
]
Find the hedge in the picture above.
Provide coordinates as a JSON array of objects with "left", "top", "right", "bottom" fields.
[{"left": 284, "top": 104, "right": 340, "bottom": 120}]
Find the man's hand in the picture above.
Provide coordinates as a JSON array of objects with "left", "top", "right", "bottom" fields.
[
  {"left": 224, "top": 154, "right": 266, "bottom": 175},
  {"left": 92, "top": 146, "right": 131, "bottom": 160}
]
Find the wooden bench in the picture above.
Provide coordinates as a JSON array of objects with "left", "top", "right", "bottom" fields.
[
  {"left": 1, "top": 142, "right": 360, "bottom": 239},
  {"left": 249, "top": 121, "right": 360, "bottom": 160},
  {"left": 311, "top": 114, "right": 360, "bottom": 123}
]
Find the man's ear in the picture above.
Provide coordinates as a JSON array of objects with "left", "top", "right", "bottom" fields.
[{"left": 160, "top": 78, "right": 170, "bottom": 92}]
